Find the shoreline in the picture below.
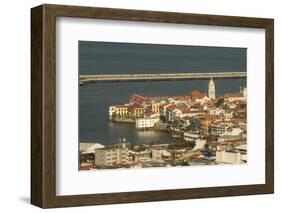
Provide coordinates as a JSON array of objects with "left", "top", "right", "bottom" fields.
[{"left": 111, "top": 118, "right": 135, "bottom": 123}]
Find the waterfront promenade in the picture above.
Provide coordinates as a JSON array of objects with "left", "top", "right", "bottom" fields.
[{"left": 80, "top": 72, "right": 246, "bottom": 84}]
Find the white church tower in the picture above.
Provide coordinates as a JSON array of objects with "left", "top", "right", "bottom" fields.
[{"left": 208, "top": 78, "right": 216, "bottom": 99}]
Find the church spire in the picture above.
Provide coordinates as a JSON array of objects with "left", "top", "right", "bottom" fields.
[{"left": 208, "top": 77, "right": 216, "bottom": 99}]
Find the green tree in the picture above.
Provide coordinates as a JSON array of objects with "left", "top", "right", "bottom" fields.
[{"left": 171, "top": 119, "right": 182, "bottom": 129}]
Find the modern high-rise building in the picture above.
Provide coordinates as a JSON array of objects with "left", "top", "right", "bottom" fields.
[{"left": 208, "top": 78, "right": 216, "bottom": 99}]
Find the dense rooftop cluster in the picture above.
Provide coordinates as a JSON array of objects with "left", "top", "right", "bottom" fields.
[{"left": 80, "top": 79, "right": 247, "bottom": 170}]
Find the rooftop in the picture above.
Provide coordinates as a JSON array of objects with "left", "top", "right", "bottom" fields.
[
  {"left": 191, "top": 90, "right": 207, "bottom": 99},
  {"left": 225, "top": 93, "right": 244, "bottom": 98},
  {"left": 129, "top": 94, "right": 149, "bottom": 104},
  {"left": 127, "top": 103, "right": 145, "bottom": 110}
]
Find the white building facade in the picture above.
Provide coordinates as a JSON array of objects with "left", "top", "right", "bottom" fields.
[
  {"left": 216, "top": 150, "right": 242, "bottom": 164},
  {"left": 208, "top": 78, "right": 216, "bottom": 99},
  {"left": 136, "top": 117, "right": 160, "bottom": 129}
]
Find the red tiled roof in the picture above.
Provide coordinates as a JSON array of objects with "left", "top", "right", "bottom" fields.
[
  {"left": 175, "top": 104, "right": 190, "bottom": 113},
  {"left": 129, "top": 94, "right": 149, "bottom": 104},
  {"left": 127, "top": 103, "right": 145, "bottom": 111},
  {"left": 166, "top": 104, "right": 177, "bottom": 111},
  {"left": 195, "top": 114, "right": 217, "bottom": 121},
  {"left": 113, "top": 104, "right": 128, "bottom": 108},
  {"left": 144, "top": 111, "right": 157, "bottom": 116},
  {"left": 191, "top": 90, "right": 206, "bottom": 99},
  {"left": 159, "top": 103, "right": 171, "bottom": 108},
  {"left": 169, "top": 95, "right": 191, "bottom": 101}
]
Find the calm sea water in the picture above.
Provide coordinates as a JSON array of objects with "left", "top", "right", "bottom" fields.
[{"left": 79, "top": 79, "right": 246, "bottom": 145}]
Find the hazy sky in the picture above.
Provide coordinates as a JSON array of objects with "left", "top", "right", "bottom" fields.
[{"left": 79, "top": 41, "right": 246, "bottom": 75}]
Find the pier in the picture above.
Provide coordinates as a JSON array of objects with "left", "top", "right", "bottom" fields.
[{"left": 80, "top": 72, "right": 246, "bottom": 84}]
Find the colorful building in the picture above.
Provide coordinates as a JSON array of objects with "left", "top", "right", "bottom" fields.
[{"left": 128, "top": 103, "right": 146, "bottom": 118}]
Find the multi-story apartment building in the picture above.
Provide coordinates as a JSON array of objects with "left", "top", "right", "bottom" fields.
[
  {"left": 136, "top": 117, "right": 160, "bottom": 129},
  {"left": 128, "top": 103, "right": 146, "bottom": 118},
  {"left": 109, "top": 105, "right": 129, "bottom": 119},
  {"left": 151, "top": 101, "right": 161, "bottom": 115},
  {"left": 210, "top": 122, "right": 230, "bottom": 136},
  {"left": 95, "top": 144, "right": 129, "bottom": 166}
]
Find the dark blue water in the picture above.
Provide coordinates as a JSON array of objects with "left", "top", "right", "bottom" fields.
[
  {"left": 79, "top": 41, "right": 246, "bottom": 75},
  {"left": 79, "top": 79, "right": 246, "bottom": 145}
]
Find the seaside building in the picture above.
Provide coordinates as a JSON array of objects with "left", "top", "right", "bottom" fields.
[
  {"left": 208, "top": 78, "right": 216, "bottom": 99},
  {"left": 95, "top": 143, "right": 129, "bottom": 166},
  {"left": 129, "top": 94, "right": 149, "bottom": 106},
  {"left": 127, "top": 103, "right": 146, "bottom": 118},
  {"left": 132, "top": 150, "right": 153, "bottom": 162},
  {"left": 109, "top": 105, "right": 129, "bottom": 119},
  {"left": 136, "top": 117, "right": 160, "bottom": 129}
]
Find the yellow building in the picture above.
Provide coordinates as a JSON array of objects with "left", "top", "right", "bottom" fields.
[
  {"left": 116, "top": 105, "right": 128, "bottom": 117},
  {"left": 151, "top": 102, "right": 161, "bottom": 114},
  {"left": 128, "top": 104, "right": 146, "bottom": 118}
]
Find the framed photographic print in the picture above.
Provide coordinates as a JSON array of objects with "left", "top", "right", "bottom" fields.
[{"left": 31, "top": 4, "right": 274, "bottom": 208}]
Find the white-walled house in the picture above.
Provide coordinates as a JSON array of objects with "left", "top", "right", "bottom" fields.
[{"left": 171, "top": 108, "right": 189, "bottom": 121}]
